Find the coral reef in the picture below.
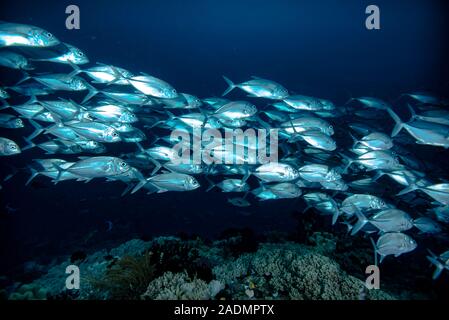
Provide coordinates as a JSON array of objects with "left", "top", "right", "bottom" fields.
[
  {"left": 141, "top": 271, "right": 223, "bottom": 300},
  {"left": 213, "top": 242, "right": 394, "bottom": 300},
  {"left": 8, "top": 283, "right": 48, "bottom": 300},
  {"left": 6, "top": 233, "right": 431, "bottom": 300}
]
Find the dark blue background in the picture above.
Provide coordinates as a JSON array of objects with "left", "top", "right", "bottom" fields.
[{"left": 0, "top": 0, "right": 448, "bottom": 274}]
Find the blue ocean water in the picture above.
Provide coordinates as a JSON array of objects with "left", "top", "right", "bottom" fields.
[{"left": 0, "top": 0, "right": 449, "bottom": 300}]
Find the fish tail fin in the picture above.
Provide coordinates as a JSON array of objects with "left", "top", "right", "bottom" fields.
[
  {"left": 351, "top": 208, "right": 369, "bottom": 235},
  {"left": 126, "top": 169, "right": 147, "bottom": 196},
  {"left": 426, "top": 253, "right": 444, "bottom": 280},
  {"left": 406, "top": 103, "right": 417, "bottom": 121},
  {"left": 149, "top": 158, "right": 162, "bottom": 176},
  {"left": 372, "top": 170, "right": 386, "bottom": 182},
  {"left": 343, "top": 90, "right": 354, "bottom": 105},
  {"left": 331, "top": 210, "right": 340, "bottom": 225},
  {"left": 339, "top": 153, "right": 354, "bottom": 174},
  {"left": 3, "top": 165, "right": 19, "bottom": 182},
  {"left": 25, "top": 167, "right": 39, "bottom": 186},
  {"left": 22, "top": 136, "right": 36, "bottom": 151},
  {"left": 222, "top": 76, "right": 235, "bottom": 96},
  {"left": 386, "top": 107, "right": 404, "bottom": 137},
  {"left": 67, "top": 61, "right": 82, "bottom": 78},
  {"left": 27, "top": 119, "right": 44, "bottom": 140},
  {"left": 131, "top": 177, "right": 150, "bottom": 194},
  {"left": 241, "top": 169, "right": 251, "bottom": 184},
  {"left": 82, "top": 83, "right": 99, "bottom": 104},
  {"left": 108, "top": 65, "right": 128, "bottom": 85},
  {"left": 348, "top": 132, "right": 360, "bottom": 149},
  {"left": 121, "top": 184, "right": 133, "bottom": 197},
  {"left": 135, "top": 141, "right": 145, "bottom": 153},
  {"left": 397, "top": 184, "right": 419, "bottom": 196},
  {"left": 147, "top": 120, "right": 164, "bottom": 129},
  {"left": 0, "top": 101, "right": 11, "bottom": 111},
  {"left": 51, "top": 163, "right": 66, "bottom": 183},
  {"left": 205, "top": 176, "right": 216, "bottom": 192},
  {"left": 165, "top": 110, "right": 177, "bottom": 122},
  {"left": 254, "top": 114, "right": 271, "bottom": 130},
  {"left": 26, "top": 94, "right": 39, "bottom": 105},
  {"left": 16, "top": 71, "right": 32, "bottom": 85},
  {"left": 369, "top": 237, "right": 378, "bottom": 266}
]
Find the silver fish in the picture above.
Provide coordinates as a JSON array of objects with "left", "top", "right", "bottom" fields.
[
  {"left": 87, "top": 103, "right": 137, "bottom": 123},
  {"left": 222, "top": 76, "right": 288, "bottom": 99},
  {"left": 57, "top": 156, "right": 130, "bottom": 180},
  {"left": 207, "top": 178, "right": 249, "bottom": 192},
  {"left": 0, "top": 137, "right": 21, "bottom": 156},
  {"left": 298, "top": 164, "right": 340, "bottom": 182},
  {"left": 0, "top": 50, "right": 33, "bottom": 70},
  {"left": 303, "top": 192, "right": 340, "bottom": 224},
  {"left": 135, "top": 172, "right": 200, "bottom": 193},
  {"left": 32, "top": 43, "right": 88, "bottom": 64},
  {"left": 283, "top": 95, "right": 334, "bottom": 111},
  {"left": 212, "top": 101, "right": 257, "bottom": 121},
  {"left": 373, "top": 232, "right": 417, "bottom": 263},
  {"left": 67, "top": 122, "right": 121, "bottom": 143},
  {"left": 253, "top": 162, "right": 299, "bottom": 182},
  {"left": 128, "top": 74, "right": 178, "bottom": 98},
  {"left": 388, "top": 106, "right": 449, "bottom": 148},
  {"left": 0, "top": 114, "right": 24, "bottom": 128},
  {"left": 413, "top": 217, "right": 442, "bottom": 234},
  {"left": 427, "top": 250, "right": 449, "bottom": 280},
  {"left": 341, "top": 194, "right": 387, "bottom": 216},
  {"left": 0, "top": 22, "right": 59, "bottom": 47},
  {"left": 351, "top": 209, "right": 414, "bottom": 235}
]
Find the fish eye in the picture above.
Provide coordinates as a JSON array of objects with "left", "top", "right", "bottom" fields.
[
  {"left": 46, "top": 32, "right": 53, "bottom": 38},
  {"left": 120, "top": 161, "right": 127, "bottom": 167},
  {"left": 9, "top": 144, "right": 17, "bottom": 150},
  {"left": 77, "top": 51, "right": 84, "bottom": 57}
]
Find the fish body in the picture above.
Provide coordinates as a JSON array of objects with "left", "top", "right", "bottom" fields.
[
  {"left": 0, "top": 114, "right": 24, "bottom": 128},
  {"left": 87, "top": 104, "right": 137, "bottom": 123},
  {"left": 253, "top": 162, "right": 299, "bottom": 182},
  {"left": 213, "top": 101, "right": 257, "bottom": 120},
  {"left": 142, "top": 173, "right": 200, "bottom": 193},
  {"left": 341, "top": 194, "right": 387, "bottom": 216},
  {"left": 62, "top": 156, "right": 130, "bottom": 178},
  {"left": 222, "top": 76, "right": 288, "bottom": 99},
  {"left": 0, "top": 50, "right": 33, "bottom": 69},
  {"left": 128, "top": 74, "right": 178, "bottom": 98},
  {"left": 351, "top": 209, "right": 414, "bottom": 235},
  {"left": 374, "top": 232, "right": 417, "bottom": 262},
  {"left": 0, "top": 22, "right": 59, "bottom": 47},
  {"left": 283, "top": 95, "right": 334, "bottom": 111},
  {"left": 0, "top": 137, "right": 21, "bottom": 155},
  {"left": 303, "top": 192, "right": 340, "bottom": 224},
  {"left": 67, "top": 122, "right": 121, "bottom": 143}
]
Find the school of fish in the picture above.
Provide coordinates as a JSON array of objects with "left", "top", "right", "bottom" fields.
[{"left": 0, "top": 21, "right": 448, "bottom": 279}]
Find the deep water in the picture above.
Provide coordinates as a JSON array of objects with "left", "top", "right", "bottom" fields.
[{"left": 1, "top": 0, "right": 449, "bottom": 300}]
